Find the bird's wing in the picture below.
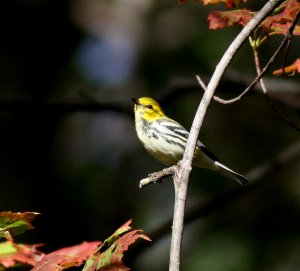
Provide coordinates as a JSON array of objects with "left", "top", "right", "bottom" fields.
[
  {"left": 196, "top": 141, "right": 220, "bottom": 162},
  {"left": 158, "top": 118, "right": 220, "bottom": 162},
  {"left": 157, "top": 118, "right": 190, "bottom": 143}
]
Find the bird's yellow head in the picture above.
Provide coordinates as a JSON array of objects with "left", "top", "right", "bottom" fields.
[{"left": 131, "top": 97, "right": 165, "bottom": 121}]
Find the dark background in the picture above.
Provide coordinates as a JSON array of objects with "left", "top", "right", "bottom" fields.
[{"left": 1, "top": 1, "right": 300, "bottom": 270}]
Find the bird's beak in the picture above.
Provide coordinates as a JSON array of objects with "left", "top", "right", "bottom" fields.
[{"left": 131, "top": 98, "right": 140, "bottom": 105}]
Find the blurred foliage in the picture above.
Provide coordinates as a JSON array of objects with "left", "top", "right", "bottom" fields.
[{"left": 0, "top": 0, "right": 300, "bottom": 271}]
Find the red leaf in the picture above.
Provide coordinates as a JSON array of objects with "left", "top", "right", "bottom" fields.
[
  {"left": 179, "top": 0, "right": 247, "bottom": 7},
  {"left": 203, "top": 0, "right": 227, "bottom": 5},
  {"left": 31, "top": 255, "right": 66, "bottom": 271},
  {"left": 261, "top": 0, "right": 300, "bottom": 35},
  {"left": 0, "top": 241, "right": 44, "bottom": 268},
  {"left": 203, "top": 0, "right": 247, "bottom": 8},
  {"left": 208, "top": 9, "right": 254, "bottom": 29},
  {"left": 273, "top": 59, "right": 300, "bottom": 75},
  {"left": 102, "top": 230, "right": 151, "bottom": 270},
  {"left": 208, "top": 0, "right": 300, "bottom": 35},
  {"left": 83, "top": 220, "right": 151, "bottom": 271},
  {"left": 32, "top": 241, "right": 101, "bottom": 271}
]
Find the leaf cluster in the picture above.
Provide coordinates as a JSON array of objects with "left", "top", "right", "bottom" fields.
[
  {"left": 0, "top": 213, "right": 150, "bottom": 271},
  {"left": 182, "top": 0, "right": 300, "bottom": 75}
]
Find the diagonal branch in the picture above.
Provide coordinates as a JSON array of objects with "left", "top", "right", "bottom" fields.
[
  {"left": 214, "top": 34, "right": 288, "bottom": 104},
  {"left": 253, "top": 49, "right": 300, "bottom": 132},
  {"left": 168, "top": 1, "right": 283, "bottom": 271},
  {"left": 282, "top": 11, "right": 300, "bottom": 77}
]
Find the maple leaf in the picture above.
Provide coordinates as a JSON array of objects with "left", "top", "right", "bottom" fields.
[
  {"left": 0, "top": 241, "right": 44, "bottom": 268},
  {"left": 273, "top": 58, "right": 300, "bottom": 75},
  {"left": 101, "top": 220, "right": 132, "bottom": 248},
  {"left": 203, "top": 0, "right": 247, "bottom": 8},
  {"left": 208, "top": 9, "right": 254, "bottom": 29},
  {"left": 179, "top": 0, "right": 247, "bottom": 8},
  {"left": 208, "top": 0, "right": 300, "bottom": 35},
  {"left": 32, "top": 241, "right": 101, "bottom": 271},
  {"left": 261, "top": 0, "right": 300, "bottom": 35},
  {"left": 83, "top": 220, "right": 151, "bottom": 271},
  {"left": 0, "top": 212, "right": 39, "bottom": 241}
]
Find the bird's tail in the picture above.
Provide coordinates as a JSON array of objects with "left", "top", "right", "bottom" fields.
[{"left": 215, "top": 161, "right": 248, "bottom": 186}]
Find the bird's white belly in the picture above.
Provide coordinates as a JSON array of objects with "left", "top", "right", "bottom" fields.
[{"left": 142, "top": 134, "right": 183, "bottom": 165}]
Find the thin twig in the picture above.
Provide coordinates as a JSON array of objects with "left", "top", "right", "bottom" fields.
[
  {"left": 168, "top": 1, "right": 282, "bottom": 270},
  {"left": 254, "top": 49, "right": 300, "bottom": 132},
  {"left": 213, "top": 9, "right": 300, "bottom": 105},
  {"left": 282, "top": 11, "right": 300, "bottom": 77},
  {"left": 195, "top": 75, "right": 207, "bottom": 92},
  {"left": 139, "top": 166, "right": 176, "bottom": 188},
  {"left": 213, "top": 34, "right": 289, "bottom": 104},
  {"left": 159, "top": 73, "right": 300, "bottom": 108}
]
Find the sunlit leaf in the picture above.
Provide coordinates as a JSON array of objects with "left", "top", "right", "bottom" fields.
[
  {"left": 32, "top": 241, "right": 101, "bottom": 271},
  {"left": 208, "top": 9, "right": 254, "bottom": 29},
  {"left": 268, "top": 0, "right": 300, "bottom": 25},
  {"left": 179, "top": 0, "right": 247, "bottom": 8},
  {"left": 0, "top": 212, "right": 39, "bottom": 240},
  {"left": 208, "top": 0, "right": 300, "bottom": 35},
  {"left": 0, "top": 241, "right": 44, "bottom": 269},
  {"left": 273, "top": 59, "right": 300, "bottom": 75},
  {"left": 203, "top": 0, "right": 247, "bottom": 8},
  {"left": 101, "top": 219, "right": 132, "bottom": 248},
  {"left": 267, "top": 22, "right": 300, "bottom": 35},
  {"left": 83, "top": 220, "right": 151, "bottom": 271}
]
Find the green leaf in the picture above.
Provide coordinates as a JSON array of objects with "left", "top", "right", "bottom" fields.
[
  {"left": 0, "top": 212, "right": 39, "bottom": 240},
  {"left": 0, "top": 241, "right": 44, "bottom": 268},
  {"left": 83, "top": 220, "right": 151, "bottom": 271}
]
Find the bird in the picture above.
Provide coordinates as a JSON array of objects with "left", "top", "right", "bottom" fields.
[{"left": 131, "top": 97, "right": 247, "bottom": 186}]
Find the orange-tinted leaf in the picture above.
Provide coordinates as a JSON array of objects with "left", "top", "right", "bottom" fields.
[
  {"left": 32, "top": 241, "right": 101, "bottom": 271},
  {"left": 179, "top": 0, "right": 247, "bottom": 7},
  {"left": 0, "top": 241, "right": 44, "bottom": 268},
  {"left": 208, "top": 0, "right": 300, "bottom": 35},
  {"left": 208, "top": 9, "right": 254, "bottom": 29},
  {"left": 83, "top": 220, "right": 151, "bottom": 271},
  {"left": 203, "top": 0, "right": 247, "bottom": 8},
  {"left": 271, "top": 0, "right": 300, "bottom": 24},
  {"left": 268, "top": 22, "right": 300, "bottom": 35},
  {"left": 273, "top": 59, "right": 300, "bottom": 75},
  {"left": 0, "top": 212, "right": 39, "bottom": 240},
  {"left": 261, "top": 0, "right": 300, "bottom": 35},
  {"left": 203, "top": 0, "right": 228, "bottom": 5}
]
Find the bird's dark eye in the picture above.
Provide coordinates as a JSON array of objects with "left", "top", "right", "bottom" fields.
[{"left": 146, "top": 105, "right": 153, "bottom": 109}]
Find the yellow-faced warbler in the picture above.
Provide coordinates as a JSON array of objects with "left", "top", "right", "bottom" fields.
[{"left": 132, "top": 97, "right": 247, "bottom": 186}]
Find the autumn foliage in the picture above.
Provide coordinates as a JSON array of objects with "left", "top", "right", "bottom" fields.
[
  {"left": 0, "top": 212, "right": 150, "bottom": 271},
  {"left": 182, "top": 0, "right": 300, "bottom": 75}
]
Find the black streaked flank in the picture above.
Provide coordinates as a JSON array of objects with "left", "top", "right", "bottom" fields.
[
  {"left": 158, "top": 120, "right": 189, "bottom": 139},
  {"left": 151, "top": 132, "right": 159, "bottom": 139},
  {"left": 161, "top": 135, "right": 185, "bottom": 150},
  {"left": 163, "top": 132, "right": 187, "bottom": 144},
  {"left": 169, "top": 129, "right": 189, "bottom": 140},
  {"left": 142, "top": 118, "right": 150, "bottom": 133}
]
